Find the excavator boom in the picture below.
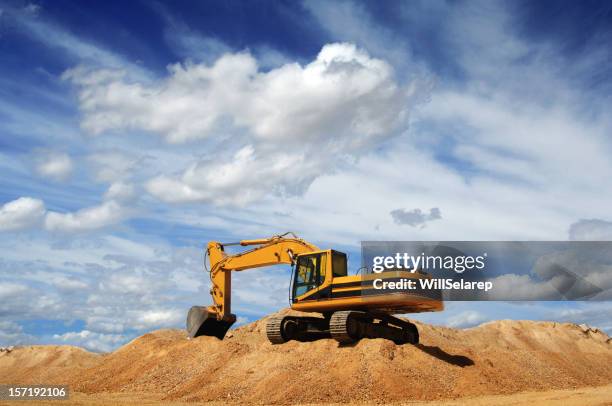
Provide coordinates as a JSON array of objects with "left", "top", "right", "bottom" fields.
[{"left": 187, "top": 233, "right": 319, "bottom": 339}]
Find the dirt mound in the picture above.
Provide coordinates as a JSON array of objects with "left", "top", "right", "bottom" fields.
[
  {"left": 1, "top": 310, "right": 611, "bottom": 403},
  {"left": 0, "top": 345, "right": 99, "bottom": 385}
]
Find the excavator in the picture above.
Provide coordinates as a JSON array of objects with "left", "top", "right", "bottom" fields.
[{"left": 187, "top": 233, "right": 443, "bottom": 345}]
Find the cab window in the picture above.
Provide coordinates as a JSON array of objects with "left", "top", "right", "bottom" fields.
[
  {"left": 332, "top": 250, "right": 347, "bottom": 277},
  {"left": 293, "top": 253, "right": 327, "bottom": 297}
]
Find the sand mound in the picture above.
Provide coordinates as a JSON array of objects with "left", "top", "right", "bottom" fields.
[
  {"left": 1, "top": 310, "right": 610, "bottom": 403},
  {"left": 0, "top": 345, "right": 99, "bottom": 385}
]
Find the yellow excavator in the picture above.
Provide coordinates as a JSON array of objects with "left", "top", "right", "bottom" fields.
[{"left": 187, "top": 233, "right": 443, "bottom": 344}]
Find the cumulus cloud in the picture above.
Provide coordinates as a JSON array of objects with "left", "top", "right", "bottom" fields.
[
  {"left": 569, "top": 219, "right": 612, "bottom": 241},
  {"left": 88, "top": 151, "right": 139, "bottom": 183},
  {"left": 65, "top": 43, "right": 412, "bottom": 143},
  {"left": 41, "top": 273, "right": 90, "bottom": 292},
  {"left": 52, "top": 330, "right": 126, "bottom": 352},
  {"left": 0, "top": 282, "right": 30, "bottom": 300},
  {"left": 136, "top": 309, "right": 183, "bottom": 329},
  {"left": 34, "top": 151, "right": 73, "bottom": 181},
  {"left": 557, "top": 303, "right": 612, "bottom": 333},
  {"left": 446, "top": 310, "right": 486, "bottom": 328},
  {"left": 0, "top": 197, "right": 130, "bottom": 234},
  {"left": 0, "top": 320, "right": 22, "bottom": 333},
  {"left": 0, "top": 197, "right": 46, "bottom": 231},
  {"left": 485, "top": 273, "right": 571, "bottom": 301},
  {"left": 0, "top": 320, "right": 32, "bottom": 346},
  {"left": 390, "top": 207, "right": 441, "bottom": 227},
  {"left": 104, "top": 181, "right": 135, "bottom": 202},
  {"left": 530, "top": 248, "right": 612, "bottom": 299},
  {"left": 145, "top": 144, "right": 326, "bottom": 205},
  {"left": 98, "top": 272, "right": 156, "bottom": 296},
  {"left": 44, "top": 200, "right": 125, "bottom": 232},
  {"left": 0, "top": 283, "right": 63, "bottom": 320},
  {"left": 66, "top": 43, "right": 424, "bottom": 205},
  {"left": 0, "top": 234, "right": 209, "bottom": 349}
]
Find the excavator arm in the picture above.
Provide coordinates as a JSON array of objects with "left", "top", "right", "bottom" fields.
[{"left": 187, "top": 233, "right": 319, "bottom": 339}]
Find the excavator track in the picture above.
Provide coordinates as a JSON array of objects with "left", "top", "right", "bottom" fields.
[
  {"left": 329, "top": 311, "right": 419, "bottom": 345},
  {"left": 267, "top": 315, "right": 331, "bottom": 344},
  {"left": 268, "top": 312, "right": 419, "bottom": 345},
  {"left": 329, "top": 311, "right": 362, "bottom": 343},
  {"left": 266, "top": 316, "right": 287, "bottom": 344}
]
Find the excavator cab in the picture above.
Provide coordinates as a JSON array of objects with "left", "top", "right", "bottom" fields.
[{"left": 291, "top": 250, "right": 347, "bottom": 302}]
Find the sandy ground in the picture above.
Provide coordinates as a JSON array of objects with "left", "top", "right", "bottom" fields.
[
  {"left": 1, "top": 310, "right": 610, "bottom": 404},
  {"left": 1, "top": 385, "right": 611, "bottom": 406}
]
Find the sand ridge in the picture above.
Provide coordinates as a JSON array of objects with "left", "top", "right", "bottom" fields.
[{"left": 1, "top": 310, "right": 610, "bottom": 404}]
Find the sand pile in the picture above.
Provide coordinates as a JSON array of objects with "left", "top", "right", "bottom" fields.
[
  {"left": 1, "top": 310, "right": 610, "bottom": 403},
  {"left": 0, "top": 345, "right": 99, "bottom": 385}
]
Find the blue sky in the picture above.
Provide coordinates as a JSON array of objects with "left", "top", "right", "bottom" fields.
[{"left": 1, "top": 0, "right": 611, "bottom": 351}]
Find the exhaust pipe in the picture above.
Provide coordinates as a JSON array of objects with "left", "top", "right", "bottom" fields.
[{"left": 186, "top": 306, "right": 236, "bottom": 339}]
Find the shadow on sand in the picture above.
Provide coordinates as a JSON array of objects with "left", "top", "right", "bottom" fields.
[
  {"left": 334, "top": 341, "right": 475, "bottom": 367},
  {"left": 415, "top": 344, "right": 474, "bottom": 367}
]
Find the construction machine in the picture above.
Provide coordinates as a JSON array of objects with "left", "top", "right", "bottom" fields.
[{"left": 187, "top": 233, "right": 443, "bottom": 345}]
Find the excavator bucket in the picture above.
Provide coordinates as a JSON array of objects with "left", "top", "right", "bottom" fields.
[{"left": 186, "top": 306, "right": 236, "bottom": 339}]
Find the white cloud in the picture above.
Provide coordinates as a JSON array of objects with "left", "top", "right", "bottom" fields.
[
  {"left": 46, "top": 274, "right": 90, "bottom": 291},
  {"left": 485, "top": 273, "right": 565, "bottom": 301},
  {"left": 412, "top": 302, "right": 612, "bottom": 335},
  {"left": 0, "top": 320, "right": 32, "bottom": 346},
  {"left": 235, "top": 316, "right": 249, "bottom": 326},
  {"left": 305, "top": 1, "right": 612, "bottom": 226},
  {"left": 0, "top": 320, "right": 22, "bottom": 333},
  {"left": 44, "top": 200, "right": 125, "bottom": 232},
  {"left": 557, "top": 303, "right": 612, "bottom": 333},
  {"left": 145, "top": 144, "right": 324, "bottom": 205},
  {"left": 67, "top": 43, "right": 414, "bottom": 144},
  {"left": 0, "top": 233, "right": 207, "bottom": 350},
  {"left": 136, "top": 309, "right": 183, "bottom": 329},
  {"left": 99, "top": 273, "right": 153, "bottom": 296},
  {"left": 88, "top": 151, "right": 139, "bottom": 183},
  {"left": 569, "top": 219, "right": 612, "bottom": 241},
  {"left": 104, "top": 181, "right": 135, "bottom": 202},
  {"left": 0, "top": 279, "right": 62, "bottom": 321},
  {"left": 390, "top": 207, "right": 441, "bottom": 228},
  {"left": 52, "top": 330, "right": 125, "bottom": 352},
  {"left": 0, "top": 197, "right": 46, "bottom": 231},
  {"left": 304, "top": 0, "right": 421, "bottom": 76},
  {"left": 446, "top": 310, "right": 487, "bottom": 328},
  {"left": 35, "top": 152, "right": 73, "bottom": 181},
  {"left": 66, "top": 43, "right": 424, "bottom": 205},
  {"left": 0, "top": 282, "right": 30, "bottom": 300}
]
